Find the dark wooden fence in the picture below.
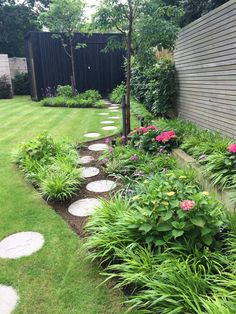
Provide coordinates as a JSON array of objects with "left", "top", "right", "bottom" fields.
[
  {"left": 25, "top": 32, "right": 125, "bottom": 100},
  {"left": 174, "top": 0, "right": 236, "bottom": 138}
]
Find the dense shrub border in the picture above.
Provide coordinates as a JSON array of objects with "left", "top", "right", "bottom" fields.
[
  {"left": 85, "top": 129, "right": 236, "bottom": 313},
  {"left": 16, "top": 132, "right": 83, "bottom": 200}
]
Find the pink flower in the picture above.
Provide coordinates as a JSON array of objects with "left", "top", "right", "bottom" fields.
[
  {"left": 228, "top": 144, "right": 236, "bottom": 154},
  {"left": 105, "top": 138, "right": 111, "bottom": 144},
  {"left": 156, "top": 131, "right": 176, "bottom": 144},
  {"left": 108, "top": 147, "right": 113, "bottom": 153},
  {"left": 136, "top": 127, "right": 148, "bottom": 134},
  {"left": 130, "top": 154, "right": 138, "bottom": 161},
  {"left": 147, "top": 125, "right": 158, "bottom": 131},
  {"left": 180, "top": 200, "right": 196, "bottom": 211}
]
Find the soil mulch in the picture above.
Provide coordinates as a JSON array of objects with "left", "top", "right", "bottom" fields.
[{"left": 47, "top": 137, "right": 119, "bottom": 238}]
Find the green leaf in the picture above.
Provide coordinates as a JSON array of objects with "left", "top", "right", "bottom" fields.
[
  {"left": 162, "top": 211, "right": 172, "bottom": 221},
  {"left": 190, "top": 217, "right": 205, "bottom": 227},
  {"left": 156, "top": 222, "right": 172, "bottom": 232},
  {"left": 202, "top": 234, "right": 213, "bottom": 246},
  {"left": 201, "top": 227, "right": 212, "bottom": 236},
  {"left": 171, "top": 221, "right": 185, "bottom": 230},
  {"left": 139, "top": 223, "right": 152, "bottom": 233},
  {"left": 155, "top": 239, "right": 165, "bottom": 246},
  {"left": 172, "top": 229, "right": 184, "bottom": 238}
]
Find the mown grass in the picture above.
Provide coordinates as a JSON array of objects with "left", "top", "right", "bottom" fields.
[{"left": 0, "top": 96, "right": 136, "bottom": 314}]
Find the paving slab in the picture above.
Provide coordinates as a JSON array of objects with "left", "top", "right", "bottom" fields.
[
  {"left": 108, "top": 107, "right": 119, "bottom": 110},
  {"left": 0, "top": 285, "right": 19, "bottom": 314},
  {"left": 84, "top": 133, "right": 100, "bottom": 138},
  {"left": 81, "top": 167, "right": 100, "bottom": 178},
  {"left": 80, "top": 156, "right": 95, "bottom": 164},
  {"left": 88, "top": 143, "right": 108, "bottom": 151},
  {"left": 86, "top": 180, "right": 117, "bottom": 193},
  {"left": 68, "top": 198, "right": 101, "bottom": 217},
  {"left": 100, "top": 121, "right": 114, "bottom": 124},
  {"left": 98, "top": 112, "right": 109, "bottom": 115},
  {"left": 0, "top": 232, "right": 44, "bottom": 259},
  {"left": 109, "top": 116, "right": 120, "bottom": 119},
  {"left": 102, "top": 126, "right": 118, "bottom": 131}
]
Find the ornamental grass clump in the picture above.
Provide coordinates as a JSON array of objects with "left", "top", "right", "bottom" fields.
[{"left": 16, "top": 131, "right": 82, "bottom": 200}]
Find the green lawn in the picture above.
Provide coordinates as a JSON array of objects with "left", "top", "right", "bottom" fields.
[{"left": 0, "top": 96, "right": 132, "bottom": 314}]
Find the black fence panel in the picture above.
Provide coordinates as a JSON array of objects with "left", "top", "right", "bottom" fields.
[{"left": 25, "top": 32, "right": 125, "bottom": 101}]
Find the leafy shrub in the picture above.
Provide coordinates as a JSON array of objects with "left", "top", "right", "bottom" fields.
[
  {"left": 16, "top": 132, "right": 82, "bottom": 200},
  {"left": 130, "top": 99, "right": 154, "bottom": 125},
  {"left": 131, "top": 57, "right": 176, "bottom": 116},
  {"left": 0, "top": 75, "right": 12, "bottom": 99},
  {"left": 12, "top": 72, "right": 30, "bottom": 95},
  {"left": 109, "top": 83, "right": 126, "bottom": 104},
  {"left": 56, "top": 85, "right": 74, "bottom": 98}
]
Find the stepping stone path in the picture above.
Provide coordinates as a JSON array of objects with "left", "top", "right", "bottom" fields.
[
  {"left": 100, "top": 121, "right": 114, "bottom": 124},
  {"left": 81, "top": 167, "right": 100, "bottom": 178},
  {"left": 84, "top": 133, "right": 100, "bottom": 138},
  {"left": 0, "top": 285, "right": 19, "bottom": 314},
  {"left": 86, "top": 180, "right": 117, "bottom": 193},
  {"left": 68, "top": 198, "right": 101, "bottom": 217},
  {"left": 0, "top": 231, "right": 44, "bottom": 259},
  {"left": 80, "top": 156, "right": 95, "bottom": 164},
  {"left": 88, "top": 143, "right": 108, "bottom": 151},
  {"left": 102, "top": 126, "right": 118, "bottom": 131},
  {"left": 98, "top": 112, "right": 109, "bottom": 116},
  {"left": 108, "top": 109, "right": 118, "bottom": 112}
]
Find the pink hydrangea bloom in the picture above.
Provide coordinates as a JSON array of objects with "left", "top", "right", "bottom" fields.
[
  {"left": 136, "top": 127, "right": 148, "bottom": 134},
  {"left": 180, "top": 200, "right": 195, "bottom": 211},
  {"left": 228, "top": 144, "right": 236, "bottom": 154},
  {"left": 147, "top": 125, "right": 158, "bottom": 131},
  {"left": 156, "top": 130, "right": 176, "bottom": 144}
]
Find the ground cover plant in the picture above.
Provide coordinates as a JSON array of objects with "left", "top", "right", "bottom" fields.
[
  {"left": 85, "top": 130, "right": 236, "bottom": 313},
  {"left": 41, "top": 85, "right": 105, "bottom": 108},
  {"left": 16, "top": 131, "right": 82, "bottom": 200},
  {"left": 0, "top": 96, "right": 127, "bottom": 313}
]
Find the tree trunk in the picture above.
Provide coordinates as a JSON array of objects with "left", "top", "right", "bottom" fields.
[
  {"left": 126, "top": 1, "right": 133, "bottom": 134},
  {"left": 70, "top": 41, "right": 76, "bottom": 95}
]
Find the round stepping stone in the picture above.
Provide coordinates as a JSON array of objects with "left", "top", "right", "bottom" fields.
[
  {"left": 84, "top": 133, "right": 100, "bottom": 138},
  {"left": 102, "top": 126, "right": 118, "bottom": 131},
  {"left": 68, "top": 198, "right": 101, "bottom": 217},
  {"left": 0, "top": 285, "right": 19, "bottom": 314},
  {"left": 0, "top": 232, "right": 44, "bottom": 259},
  {"left": 81, "top": 167, "right": 100, "bottom": 178},
  {"left": 100, "top": 121, "right": 114, "bottom": 124},
  {"left": 98, "top": 112, "right": 109, "bottom": 116},
  {"left": 109, "top": 116, "right": 120, "bottom": 119},
  {"left": 80, "top": 156, "right": 95, "bottom": 164},
  {"left": 108, "top": 106, "right": 119, "bottom": 110},
  {"left": 86, "top": 180, "right": 117, "bottom": 193},
  {"left": 110, "top": 103, "right": 120, "bottom": 107},
  {"left": 88, "top": 143, "right": 108, "bottom": 151}
]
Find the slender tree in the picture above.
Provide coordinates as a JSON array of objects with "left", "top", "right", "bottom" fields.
[
  {"left": 93, "top": 0, "right": 182, "bottom": 134},
  {"left": 40, "top": 0, "right": 85, "bottom": 93}
]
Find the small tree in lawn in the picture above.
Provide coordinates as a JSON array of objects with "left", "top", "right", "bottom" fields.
[
  {"left": 94, "top": 0, "right": 182, "bottom": 134},
  {"left": 40, "top": 0, "right": 85, "bottom": 94}
]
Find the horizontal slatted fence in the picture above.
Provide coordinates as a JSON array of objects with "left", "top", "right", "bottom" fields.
[{"left": 174, "top": 0, "right": 236, "bottom": 138}]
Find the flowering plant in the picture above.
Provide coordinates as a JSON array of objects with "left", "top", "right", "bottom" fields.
[{"left": 128, "top": 171, "right": 224, "bottom": 248}]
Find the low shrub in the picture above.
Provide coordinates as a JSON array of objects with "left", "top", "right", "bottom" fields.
[
  {"left": 130, "top": 99, "right": 154, "bottom": 125},
  {"left": 16, "top": 132, "right": 82, "bottom": 200},
  {"left": 0, "top": 75, "right": 12, "bottom": 99},
  {"left": 12, "top": 72, "right": 30, "bottom": 95},
  {"left": 41, "top": 88, "right": 104, "bottom": 108},
  {"left": 109, "top": 83, "right": 126, "bottom": 104}
]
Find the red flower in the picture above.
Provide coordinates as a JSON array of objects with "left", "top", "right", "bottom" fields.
[
  {"left": 136, "top": 127, "right": 148, "bottom": 134},
  {"left": 147, "top": 125, "right": 158, "bottom": 131},
  {"left": 180, "top": 200, "right": 195, "bottom": 211},
  {"left": 228, "top": 144, "right": 236, "bottom": 154},
  {"left": 156, "top": 131, "right": 176, "bottom": 144}
]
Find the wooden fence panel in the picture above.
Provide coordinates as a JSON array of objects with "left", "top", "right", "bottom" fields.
[{"left": 174, "top": 0, "right": 236, "bottom": 138}]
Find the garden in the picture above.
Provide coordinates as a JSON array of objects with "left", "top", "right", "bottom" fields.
[{"left": 0, "top": 0, "right": 235, "bottom": 313}]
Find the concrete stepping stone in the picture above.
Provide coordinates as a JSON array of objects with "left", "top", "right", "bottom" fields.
[
  {"left": 84, "top": 133, "right": 100, "bottom": 138},
  {"left": 102, "top": 126, "right": 118, "bottom": 131},
  {"left": 108, "top": 106, "right": 119, "bottom": 110},
  {"left": 100, "top": 121, "right": 114, "bottom": 124},
  {"left": 81, "top": 167, "right": 100, "bottom": 178},
  {"left": 0, "top": 232, "right": 44, "bottom": 259},
  {"left": 80, "top": 156, "right": 95, "bottom": 164},
  {"left": 86, "top": 180, "right": 117, "bottom": 193},
  {"left": 109, "top": 116, "right": 120, "bottom": 119},
  {"left": 98, "top": 112, "right": 109, "bottom": 116},
  {"left": 0, "top": 285, "right": 19, "bottom": 314},
  {"left": 68, "top": 198, "right": 101, "bottom": 217},
  {"left": 88, "top": 143, "right": 108, "bottom": 151},
  {"left": 110, "top": 103, "right": 120, "bottom": 107},
  {"left": 108, "top": 109, "right": 118, "bottom": 112}
]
